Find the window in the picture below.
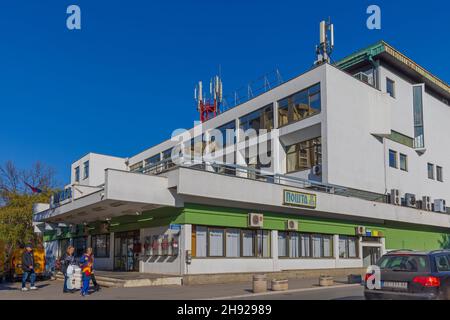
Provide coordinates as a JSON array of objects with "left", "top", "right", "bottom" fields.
[
  {"left": 92, "top": 234, "right": 110, "bottom": 258},
  {"left": 129, "top": 162, "right": 143, "bottom": 172},
  {"left": 145, "top": 154, "right": 161, "bottom": 167},
  {"left": 195, "top": 226, "right": 207, "bottom": 257},
  {"left": 162, "top": 148, "right": 176, "bottom": 169},
  {"left": 378, "top": 255, "right": 430, "bottom": 272},
  {"left": 278, "top": 83, "right": 321, "bottom": 127},
  {"left": 217, "top": 121, "right": 236, "bottom": 148},
  {"left": 256, "top": 230, "right": 271, "bottom": 258},
  {"left": 73, "top": 237, "right": 87, "bottom": 258},
  {"left": 241, "top": 230, "right": 255, "bottom": 257},
  {"left": 389, "top": 150, "right": 398, "bottom": 168},
  {"left": 437, "top": 166, "right": 444, "bottom": 182},
  {"left": 239, "top": 104, "right": 273, "bottom": 132},
  {"left": 399, "top": 154, "right": 408, "bottom": 171},
  {"left": 286, "top": 137, "right": 322, "bottom": 173},
  {"left": 428, "top": 163, "right": 435, "bottom": 180},
  {"left": 339, "top": 236, "right": 359, "bottom": 259},
  {"left": 74, "top": 166, "right": 80, "bottom": 183},
  {"left": 386, "top": 78, "right": 395, "bottom": 98},
  {"left": 83, "top": 161, "right": 89, "bottom": 179},
  {"left": 208, "top": 228, "right": 224, "bottom": 257},
  {"left": 435, "top": 256, "right": 450, "bottom": 272},
  {"left": 278, "top": 232, "right": 333, "bottom": 258},
  {"left": 278, "top": 232, "right": 287, "bottom": 257},
  {"left": 413, "top": 85, "right": 425, "bottom": 149},
  {"left": 225, "top": 229, "right": 240, "bottom": 258}
]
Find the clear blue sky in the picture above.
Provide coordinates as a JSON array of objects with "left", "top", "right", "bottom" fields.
[{"left": 1, "top": 0, "right": 448, "bottom": 186}]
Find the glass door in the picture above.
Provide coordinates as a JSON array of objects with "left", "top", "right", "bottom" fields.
[
  {"left": 363, "top": 247, "right": 381, "bottom": 267},
  {"left": 114, "top": 230, "right": 140, "bottom": 271}
]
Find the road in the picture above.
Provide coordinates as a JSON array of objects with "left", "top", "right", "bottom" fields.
[{"left": 0, "top": 279, "right": 365, "bottom": 300}]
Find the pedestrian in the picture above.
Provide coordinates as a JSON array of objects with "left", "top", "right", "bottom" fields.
[
  {"left": 60, "top": 246, "right": 76, "bottom": 293},
  {"left": 79, "top": 247, "right": 93, "bottom": 297},
  {"left": 21, "top": 244, "right": 37, "bottom": 292},
  {"left": 90, "top": 252, "right": 101, "bottom": 292}
]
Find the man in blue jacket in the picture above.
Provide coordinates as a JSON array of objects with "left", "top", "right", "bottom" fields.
[{"left": 21, "top": 244, "right": 37, "bottom": 291}]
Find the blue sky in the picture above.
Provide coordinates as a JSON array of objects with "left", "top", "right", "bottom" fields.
[{"left": 0, "top": 0, "right": 448, "bottom": 186}]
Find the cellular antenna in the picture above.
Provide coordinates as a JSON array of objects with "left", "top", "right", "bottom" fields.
[{"left": 315, "top": 18, "right": 334, "bottom": 65}]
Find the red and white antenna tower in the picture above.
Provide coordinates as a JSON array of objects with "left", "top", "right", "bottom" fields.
[{"left": 194, "top": 75, "right": 223, "bottom": 122}]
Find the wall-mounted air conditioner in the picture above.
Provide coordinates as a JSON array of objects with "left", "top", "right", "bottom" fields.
[
  {"left": 286, "top": 220, "right": 298, "bottom": 231},
  {"left": 405, "top": 193, "right": 416, "bottom": 208},
  {"left": 390, "top": 189, "right": 401, "bottom": 206},
  {"left": 416, "top": 200, "right": 424, "bottom": 210},
  {"left": 248, "top": 213, "right": 264, "bottom": 228},
  {"left": 434, "top": 199, "right": 447, "bottom": 213},
  {"left": 312, "top": 165, "right": 322, "bottom": 176},
  {"left": 422, "top": 196, "right": 432, "bottom": 211}
]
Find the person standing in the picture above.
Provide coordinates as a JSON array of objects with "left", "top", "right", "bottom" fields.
[
  {"left": 79, "top": 247, "right": 93, "bottom": 297},
  {"left": 60, "top": 246, "right": 76, "bottom": 293},
  {"left": 90, "top": 252, "right": 100, "bottom": 292},
  {"left": 21, "top": 244, "right": 37, "bottom": 292}
]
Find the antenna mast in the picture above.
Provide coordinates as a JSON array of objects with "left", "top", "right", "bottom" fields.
[
  {"left": 195, "top": 72, "right": 223, "bottom": 123},
  {"left": 315, "top": 18, "right": 334, "bottom": 65}
]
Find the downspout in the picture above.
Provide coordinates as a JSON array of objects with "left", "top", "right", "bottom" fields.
[{"left": 368, "top": 54, "right": 380, "bottom": 90}]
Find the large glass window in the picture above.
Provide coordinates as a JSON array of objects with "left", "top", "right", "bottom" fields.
[
  {"left": 92, "top": 234, "right": 110, "bottom": 258},
  {"left": 278, "top": 232, "right": 287, "bottom": 257},
  {"left": 286, "top": 137, "right": 321, "bottom": 173},
  {"left": 129, "top": 162, "right": 143, "bottom": 172},
  {"left": 278, "top": 83, "right": 321, "bottom": 127},
  {"left": 217, "top": 121, "right": 236, "bottom": 148},
  {"left": 73, "top": 237, "right": 87, "bottom": 258},
  {"left": 195, "top": 226, "right": 208, "bottom": 257},
  {"left": 226, "top": 229, "right": 240, "bottom": 257},
  {"left": 278, "top": 232, "right": 333, "bottom": 259},
  {"left": 145, "top": 154, "right": 161, "bottom": 167},
  {"left": 339, "top": 236, "right": 359, "bottom": 259},
  {"left": 256, "top": 230, "right": 271, "bottom": 258},
  {"left": 242, "top": 230, "right": 255, "bottom": 257},
  {"left": 208, "top": 228, "right": 224, "bottom": 257},
  {"left": 239, "top": 104, "right": 273, "bottom": 132},
  {"left": 413, "top": 85, "right": 425, "bottom": 149}
]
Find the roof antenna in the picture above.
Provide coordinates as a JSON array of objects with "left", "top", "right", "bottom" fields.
[{"left": 314, "top": 18, "right": 334, "bottom": 65}]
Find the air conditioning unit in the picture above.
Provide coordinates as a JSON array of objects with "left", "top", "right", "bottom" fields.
[
  {"left": 248, "top": 213, "right": 264, "bottom": 228},
  {"left": 434, "top": 199, "right": 447, "bottom": 213},
  {"left": 422, "top": 196, "right": 432, "bottom": 211},
  {"left": 286, "top": 220, "right": 298, "bottom": 231},
  {"left": 405, "top": 193, "right": 416, "bottom": 208},
  {"left": 312, "top": 165, "right": 322, "bottom": 176},
  {"left": 416, "top": 200, "right": 424, "bottom": 210},
  {"left": 355, "top": 226, "right": 366, "bottom": 236},
  {"left": 390, "top": 189, "right": 401, "bottom": 205},
  {"left": 353, "top": 72, "right": 374, "bottom": 86}
]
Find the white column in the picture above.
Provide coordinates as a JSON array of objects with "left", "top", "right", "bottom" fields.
[
  {"left": 333, "top": 234, "right": 340, "bottom": 268},
  {"left": 181, "top": 224, "right": 192, "bottom": 275},
  {"left": 272, "top": 230, "right": 279, "bottom": 272}
]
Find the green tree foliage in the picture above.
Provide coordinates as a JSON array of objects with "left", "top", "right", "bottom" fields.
[{"left": 0, "top": 161, "right": 57, "bottom": 257}]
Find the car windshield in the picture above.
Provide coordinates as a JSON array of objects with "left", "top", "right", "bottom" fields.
[{"left": 378, "top": 255, "right": 430, "bottom": 272}]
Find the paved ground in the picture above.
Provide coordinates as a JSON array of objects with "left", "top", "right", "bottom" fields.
[{"left": 0, "top": 277, "right": 364, "bottom": 300}]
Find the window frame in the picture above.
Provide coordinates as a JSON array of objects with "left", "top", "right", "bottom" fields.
[
  {"left": 338, "top": 235, "right": 359, "bottom": 259},
  {"left": 399, "top": 153, "right": 408, "bottom": 172},
  {"left": 74, "top": 166, "right": 80, "bottom": 183},
  {"left": 278, "top": 232, "right": 334, "bottom": 259},
  {"left": 428, "top": 163, "right": 435, "bottom": 180},
  {"left": 386, "top": 78, "right": 396, "bottom": 98},
  {"left": 83, "top": 161, "right": 89, "bottom": 179},
  {"left": 389, "top": 149, "right": 398, "bottom": 169},
  {"left": 286, "top": 137, "right": 322, "bottom": 173},
  {"left": 437, "top": 166, "right": 444, "bottom": 182}
]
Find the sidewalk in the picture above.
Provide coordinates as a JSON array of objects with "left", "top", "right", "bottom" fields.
[{"left": 0, "top": 277, "right": 358, "bottom": 300}]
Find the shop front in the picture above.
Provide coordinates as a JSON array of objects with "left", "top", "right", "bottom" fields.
[{"left": 114, "top": 230, "right": 140, "bottom": 272}]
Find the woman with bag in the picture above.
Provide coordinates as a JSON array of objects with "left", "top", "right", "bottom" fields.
[{"left": 60, "top": 246, "right": 76, "bottom": 293}]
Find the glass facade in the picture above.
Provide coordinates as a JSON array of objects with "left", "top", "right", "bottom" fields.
[
  {"left": 278, "top": 83, "right": 321, "bottom": 127},
  {"left": 239, "top": 104, "right": 273, "bottom": 132},
  {"left": 286, "top": 137, "right": 321, "bottom": 173},
  {"left": 413, "top": 85, "right": 425, "bottom": 149},
  {"left": 278, "top": 232, "right": 333, "bottom": 258},
  {"left": 92, "top": 234, "right": 110, "bottom": 258}
]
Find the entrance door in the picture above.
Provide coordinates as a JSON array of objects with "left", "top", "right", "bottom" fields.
[
  {"left": 363, "top": 246, "right": 381, "bottom": 267},
  {"left": 114, "top": 230, "right": 140, "bottom": 271}
]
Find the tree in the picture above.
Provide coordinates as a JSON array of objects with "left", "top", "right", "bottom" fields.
[{"left": 0, "top": 161, "right": 57, "bottom": 260}]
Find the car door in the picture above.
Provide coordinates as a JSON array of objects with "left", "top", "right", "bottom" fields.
[{"left": 435, "top": 254, "right": 450, "bottom": 299}]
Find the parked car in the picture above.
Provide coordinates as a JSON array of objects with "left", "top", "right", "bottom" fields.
[
  {"left": 365, "top": 249, "right": 450, "bottom": 300},
  {"left": 10, "top": 247, "right": 47, "bottom": 280}
]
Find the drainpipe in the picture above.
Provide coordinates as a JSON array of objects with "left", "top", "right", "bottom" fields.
[{"left": 368, "top": 55, "right": 380, "bottom": 90}]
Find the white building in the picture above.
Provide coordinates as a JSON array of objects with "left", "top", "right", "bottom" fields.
[{"left": 34, "top": 40, "right": 450, "bottom": 276}]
